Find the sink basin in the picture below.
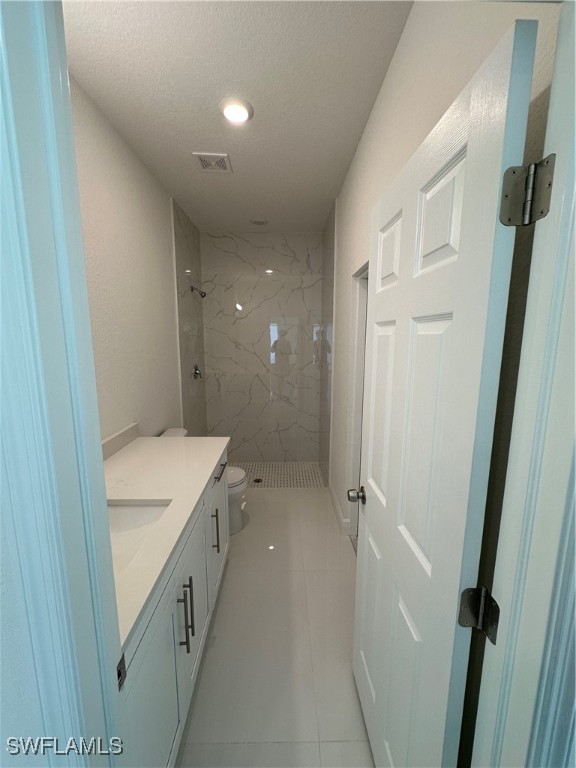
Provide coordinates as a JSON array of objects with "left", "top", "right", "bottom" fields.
[
  {"left": 108, "top": 503, "right": 169, "bottom": 533},
  {"left": 107, "top": 502, "right": 170, "bottom": 572}
]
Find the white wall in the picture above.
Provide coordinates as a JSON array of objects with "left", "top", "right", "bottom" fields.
[
  {"left": 71, "top": 79, "right": 181, "bottom": 439},
  {"left": 329, "top": 1, "right": 560, "bottom": 520}
]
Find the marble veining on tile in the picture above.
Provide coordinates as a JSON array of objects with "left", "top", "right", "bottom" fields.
[{"left": 201, "top": 232, "right": 327, "bottom": 462}]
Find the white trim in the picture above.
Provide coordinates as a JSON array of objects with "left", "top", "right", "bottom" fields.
[
  {"left": 1, "top": 2, "right": 123, "bottom": 759},
  {"left": 328, "top": 248, "right": 368, "bottom": 534},
  {"left": 473, "top": 6, "right": 575, "bottom": 764},
  {"left": 528, "top": 478, "right": 575, "bottom": 767},
  {"left": 170, "top": 198, "right": 185, "bottom": 428},
  {"left": 2, "top": 67, "right": 88, "bottom": 763},
  {"left": 327, "top": 198, "right": 339, "bottom": 492},
  {"left": 327, "top": 199, "right": 353, "bottom": 532},
  {"left": 342, "top": 265, "right": 369, "bottom": 537},
  {"left": 329, "top": 480, "right": 352, "bottom": 535}
]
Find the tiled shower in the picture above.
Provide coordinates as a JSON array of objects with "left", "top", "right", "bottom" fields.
[
  {"left": 174, "top": 208, "right": 334, "bottom": 481},
  {"left": 173, "top": 201, "right": 208, "bottom": 436}
]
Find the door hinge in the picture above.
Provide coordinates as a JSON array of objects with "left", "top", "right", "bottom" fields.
[
  {"left": 458, "top": 586, "right": 500, "bottom": 645},
  {"left": 500, "top": 153, "right": 555, "bottom": 226},
  {"left": 117, "top": 653, "right": 126, "bottom": 690}
]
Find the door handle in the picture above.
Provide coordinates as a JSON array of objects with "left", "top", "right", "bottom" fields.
[
  {"left": 185, "top": 576, "right": 195, "bottom": 637},
  {"left": 212, "top": 508, "right": 221, "bottom": 553},
  {"left": 347, "top": 486, "right": 366, "bottom": 505},
  {"left": 177, "top": 590, "right": 191, "bottom": 654}
]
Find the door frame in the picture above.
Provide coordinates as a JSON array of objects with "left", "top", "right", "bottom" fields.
[
  {"left": 2, "top": 2, "right": 572, "bottom": 765},
  {"left": 330, "top": 263, "right": 369, "bottom": 535},
  {"left": 1, "top": 1, "right": 122, "bottom": 758},
  {"left": 472, "top": 5, "right": 575, "bottom": 765}
]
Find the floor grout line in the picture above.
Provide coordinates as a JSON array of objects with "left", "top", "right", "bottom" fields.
[{"left": 183, "top": 740, "right": 321, "bottom": 746}]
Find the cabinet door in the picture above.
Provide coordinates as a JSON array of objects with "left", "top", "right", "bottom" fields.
[
  {"left": 120, "top": 588, "right": 179, "bottom": 768},
  {"left": 173, "top": 512, "right": 209, "bottom": 712},
  {"left": 209, "top": 460, "right": 229, "bottom": 597}
]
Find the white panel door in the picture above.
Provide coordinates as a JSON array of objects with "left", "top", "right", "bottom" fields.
[{"left": 353, "top": 21, "right": 537, "bottom": 767}]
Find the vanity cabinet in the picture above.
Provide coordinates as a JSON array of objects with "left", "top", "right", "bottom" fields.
[{"left": 113, "top": 444, "right": 230, "bottom": 768}]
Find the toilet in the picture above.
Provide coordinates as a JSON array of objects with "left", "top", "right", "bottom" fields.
[
  {"left": 161, "top": 428, "right": 247, "bottom": 534},
  {"left": 226, "top": 465, "right": 247, "bottom": 535},
  {"left": 161, "top": 427, "right": 188, "bottom": 437}
]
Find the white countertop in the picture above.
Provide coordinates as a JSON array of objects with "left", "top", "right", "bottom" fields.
[{"left": 104, "top": 436, "right": 230, "bottom": 647}]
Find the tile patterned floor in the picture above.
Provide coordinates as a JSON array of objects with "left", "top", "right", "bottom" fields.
[
  {"left": 235, "top": 462, "right": 326, "bottom": 489},
  {"left": 176, "top": 488, "right": 373, "bottom": 768}
]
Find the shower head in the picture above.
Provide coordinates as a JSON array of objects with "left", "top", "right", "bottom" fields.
[{"left": 190, "top": 285, "right": 207, "bottom": 299}]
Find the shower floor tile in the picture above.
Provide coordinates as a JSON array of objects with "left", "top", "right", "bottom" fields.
[{"left": 236, "top": 461, "right": 326, "bottom": 488}]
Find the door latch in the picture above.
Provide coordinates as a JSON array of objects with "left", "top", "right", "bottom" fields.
[{"left": 347, "top": 486, "right": 366, "bottom": 505}]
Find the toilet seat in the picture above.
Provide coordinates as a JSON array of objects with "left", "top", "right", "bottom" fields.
[{"left": 226, "top": 466, "right": 246, "bottom": 488}]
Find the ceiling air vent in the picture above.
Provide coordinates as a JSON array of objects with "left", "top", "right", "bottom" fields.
[{"left": 193, "top": 152, "right": 232, "bottom": 173}]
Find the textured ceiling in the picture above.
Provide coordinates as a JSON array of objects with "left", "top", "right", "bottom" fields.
[{"left": 63, "top": 1, "right": 412, "bottom": 232}]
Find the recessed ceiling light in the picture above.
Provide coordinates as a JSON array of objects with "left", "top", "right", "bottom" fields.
[
  {"left": 235, "top": 303, "right": 243, "bottom": 311},
  {"left": 221, "top": 98, "right": 254, "bottom": 124},
  {"left": 185, "top": 269, "right": 191, "bottom": 274},
  {"left": 265, "top": 270, "right": 274, "bottom": 274},
  {"left": 250, "top": 219, "right": 268, "bottom": 226}
]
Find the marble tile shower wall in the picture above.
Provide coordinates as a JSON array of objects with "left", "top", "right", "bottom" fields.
[
  {"left": 201, "top": 233, "right": 324, "bottom": 462},
  {"left": 173, "top": 201, "right": 207, "bottom": 435},
  {"left": 319, "top": 207, "right": 335, "bottom": 484}
]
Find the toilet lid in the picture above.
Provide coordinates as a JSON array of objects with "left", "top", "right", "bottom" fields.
[
  {"left": 161, "top": 428, "right": 188, "bottom": 437},
  {"left": 226, "top": 466, "right": 246, "bottom": 488}
]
